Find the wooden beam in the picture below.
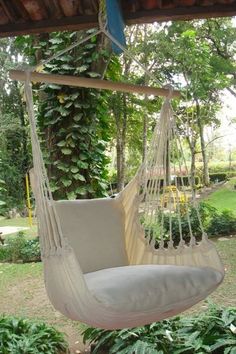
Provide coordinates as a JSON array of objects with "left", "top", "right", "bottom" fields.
[
  {"left": 9, "top": 70, "right": 181, "bottom": 98},
  {"left": 11, "top": 0, "right": 30, "bottom": 21},
  {"left": 0, "top": 13, "right": 98, "bottom": 37},
  {"left": 125, "top": 4, "right": 236, "bottom": 25},
  {"left": 1, "top": 4, "right": 236, "bottom": 38},
  {"left": 0, "top": 0, "right": 17, "bottom": 22}
]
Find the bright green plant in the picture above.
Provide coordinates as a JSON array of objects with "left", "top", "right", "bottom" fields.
[
  {"left": 143, "top": 201, "right": 236, "bottom": 245},
  {"left": 0, "top": 316, "right": 68, "bottom": 353},
  {"left": 207, "top": 209, "right": 236, "bottom": 236},
  {"left": 17, "top": 30, "right": 111, "bottom": 200},
  {"left": 6, "top": 231, "right": 26, "bottom": 263},
  {"left": 20, "top": 237, "right": 41, "bottom": 262},
  {"left": 143, "top": 202, "right": 217, "bottom": 247},
  {"left": 0, "top": 39, "right": 30, "bottom": 213},
  {"left": 0, "top": 177, "right": 7, "bottom": 214},
  {"left": 209, "top": 172, "right": 228, "bottom": 183},
  {"left": 83, "top": 305, "right": 236, "bottom": 354},
  {"left": 0, "top": 232, "right": 41, "bottom": 263}
]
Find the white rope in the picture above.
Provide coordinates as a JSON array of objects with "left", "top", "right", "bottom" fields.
[{"left": 102, "top": 28, "right": 163, "bottom": 86}]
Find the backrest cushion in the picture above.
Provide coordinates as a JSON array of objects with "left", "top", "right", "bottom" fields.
[{"left": 55, "top": 198, "right": 128, "bottom": 273}]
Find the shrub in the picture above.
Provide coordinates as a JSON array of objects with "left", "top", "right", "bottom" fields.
[
  {"left": 0, "top": 178, "right": 7, "bottom": 215},
  {"left": 0, "top": 232, "right": 41, "bottom": 263},
  {"left": 208, "top": 161, "right": 236, "bottom": 173},
  {"left": 146, "top": 176, "right": 201, "bottom": 190},
  {"left": 175, "top": 175, "right": 201, "bottom": 187},
  {"left": 207, "top": 209, "right": 236, "bottom": 236},
  {"left": 20, "top": 238, "right": 41, "bottom": 262},
  {"left": 83, "top": 305, "right": 236, "bottom": 354},
  {"left": 6, "top": 231, "right": 27, "bottom": 262},
  {"left": 143, "top": 201, "right": 236, "bottom": 244},
  {"left": 0, "top": 316, "right": 68, "bottom": 353},
  {"left": 143, "top": 202, "right": 217, "bottom": 247},
  {"left": 209, "top": 172, "right": 228, "bottom": 183},
  {"left": 227, "top": 171, "right": 236, "bottom": 179}
]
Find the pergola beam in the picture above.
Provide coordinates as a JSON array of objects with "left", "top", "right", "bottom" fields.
[
  {"left": 0, "top": 4, "right": 236, "bottom": 38},
  {"left": 9, "top": 70, "right": 181, "bottom": 98}
]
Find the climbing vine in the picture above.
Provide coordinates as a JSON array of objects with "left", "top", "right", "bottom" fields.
[{"left": 22, "top": 31, "right": 111, "bottom": 200}]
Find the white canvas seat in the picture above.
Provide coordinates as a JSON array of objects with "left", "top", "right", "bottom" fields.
[{"left": 85, "top": 265, "right": 223, "bottom": 315}]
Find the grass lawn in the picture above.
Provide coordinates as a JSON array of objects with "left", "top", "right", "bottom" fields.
[
  {"left": 206, "top": 178, "right": 236, "bottom": 214},
  {"left": 0, "top": 216, "right": 37, "bottom": 238}
]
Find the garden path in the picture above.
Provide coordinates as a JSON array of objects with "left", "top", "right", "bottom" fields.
[{"left": 0, "top": 226, "right": 29, "bottom": 235}]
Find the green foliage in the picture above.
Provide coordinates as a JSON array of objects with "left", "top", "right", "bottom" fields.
[
  {"left": 28, "top": 30, "right": 111, "bottom": 199},
  {"left": 227, "top": 172, "right": 236, "bottom": 179},
  {"left": 207, "top": 162, "right": 236, "bottom": 173},
  {"left": 0, "top": 38, "right": 30, "bottom": 212},
  {"left": 0, "top": 175, "right": 7, "bottom": 214},
  {"left": 0, "top": 315, "right": 68, "bottom": 353},
  {"left": 20, "top": 238, "right": 41, "bottom": 262},
  {"left": 83, "top": 305, "right": 236, "bottom": 354},
  {"left": 162, "top": 202, "right": 216, "bottom": 245},
  {"left": 207, "top": 209, "right": 236, "bottom": 237},
  {"left": 143, "top": 200, "right": 236, "bottom": 246},
  {"left": 0, "top": 232, "right": 41, "bottom": 263},
  {"left": 209, "top": 172, "right": 228, "bottom": 183}
]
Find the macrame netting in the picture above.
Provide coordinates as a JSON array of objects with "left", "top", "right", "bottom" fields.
[{"left": 117, "top": 98, "right": 223, "bottom": 272}]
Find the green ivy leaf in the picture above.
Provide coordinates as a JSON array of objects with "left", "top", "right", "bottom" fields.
[
  {"left": 74, "top": 174, "right": 86, "bottom": 181},
  {"left": 71, "top": 166, "right": 79, "bottom": 174},
  {"left": 47, "top": 84, "right": 61, "bottom": 90},
  {"left": 70, "top": 92, "right": 80, "bottom": 100},
  {"left": 78, "top": 161, "right": 89, "bottom": 169},
  {"left": 66, "top": 191, "right": 76, "bottom": 200},
  {"left": 61, "top": 64, "right": 75, "bottom": 70},
  {"left": 61, "top": 148, "right": 72, "bottom": 155},
  {"left": 79, "top": 153, "right": 88, "bottom": 161},
  {"left": 56, "top": 106, "right": 70, "bottom": 117},
  {"left": 49, "top": 37, "right": 64, "bottom": 44},
  {"left": 57, "top": 140, "right": 66, "bottom": 147},
  {"left": 61, "top": 178, "right": 72, "bottom": 187},
  {"left": 73, "top": 113, "right": 83, "bottom": 122},
  {"left": 87, "top": 72, "right": 100, "bottom": 78},
  {"left": 76, "top": 65, "right": 89, "bottom": 73},
  {"left": 76, "top": 186, "right": 87, "bottom": 195}
]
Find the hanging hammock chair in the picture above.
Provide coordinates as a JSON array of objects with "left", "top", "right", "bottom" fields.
[
  {"left": 10, "top": 4, "right": 224, "bottom": 329},
  {"left": 24, "top": 82, "right": 224, "bottom": 330}
]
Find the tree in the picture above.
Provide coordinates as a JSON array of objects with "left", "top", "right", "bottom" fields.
[
  {"left": 17, "top": 30, "right": 111, "bottom": 200},
  {"left": 146, "top": 20, "right": 233, "bottom": 186},
  {"left": 0, "top": 38, "right": 30, "bottom": 211}
]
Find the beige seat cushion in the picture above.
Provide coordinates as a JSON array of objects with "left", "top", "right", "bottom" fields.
[
  {"left": 55, "top": 198, "right": 128, "bottom": 273},
  {"left": 85, "top": 265, "right": 223, "bottom": 316}
]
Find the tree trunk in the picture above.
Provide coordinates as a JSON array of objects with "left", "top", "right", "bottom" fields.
[
  {"left": 142, "top": 95, "right": 148, "bottom": 163},
  {"left": 113, "top": 92, "right": 128, "bottom": 192},
  {"left": 186, "top": 136, "right": 197, "bottom": 198},
  {"left": 116, "top": 138, "right": 123, "bottom": 192},
  {"left": 196, "top": 101, "right": 210, "bottom": 186},
  {"left": 142, "top": 25, "right": 149, "bottom": 163}
]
